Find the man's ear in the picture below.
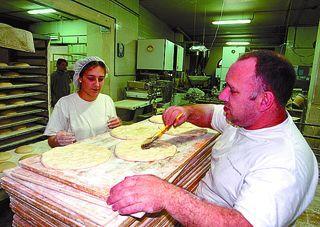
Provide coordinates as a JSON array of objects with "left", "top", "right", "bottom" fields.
[{"left": 260, "top": 91, "right": 275, "bottom": 111}]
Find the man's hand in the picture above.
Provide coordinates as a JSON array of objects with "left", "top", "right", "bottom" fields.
[
  {"left": 55, "top": 131, "right": 76, "bottom": 146},
  {"left": 163, "top": 106, "right": 190, "bottom": 127},
  {"left": 107, "top": 174, "right": 175, "bottom": 215},
  {"left": 107, "top": 117, "right": 122, "bottom": 129}
]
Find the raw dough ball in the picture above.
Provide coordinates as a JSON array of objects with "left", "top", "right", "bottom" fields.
[
  {"left": 9, "top": 90, "right": 25, "bottom": 95},
  {"left": 19, "top": 153, "right": 38, "bottom": 161},
  {"left": 15, "top": 145, "right": 33, "bottom": 154},
  {"left": 110, "top": 125, "right": 159, "bottom": 140},
  {"left": 0, "top": 161, "right": 17, "bottom": 173},
  {"left": 0, "top": 128, "right": 12, "bottom": 135},
  {"left": 41, "top": 143, "right": 112, "bottom": 170},
  {"left": 0, "top": 152, "right": 12, "bottom": 162},
  {"left": 0, "top": 82, "right": 13, "bottom": 87},
  {"left": 13, "top": 62, "right": 30, "bottom": 67},
  {"left": 1, "top": 110, "right": 17, "bottom": 116},
  {"left": 149, "top": 115, "right": 164, "bottom": 124},
  {"left": 10, "top": 99, "right": 26, "bottom": 105},
  {"left": 3, "top": 72, "right": 20, "bottom": 77},
  {"left": 115, "top": 140, "right": 176, "bottom": 162}
]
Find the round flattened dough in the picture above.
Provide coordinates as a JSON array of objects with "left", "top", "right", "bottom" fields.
[
  {"left": 0, "top": 128, "right": 12, "bottom": 135},
  {"left": 41, "top": 143, "right": 112, "bottom": 170},
  {"left": 10, "top": 99, "right": 26, "bottom": 105},
  {"left": 0, "top": 103, "right": 6, "bottom": 108},
  {"left": 0, "top": 82, "right": 13, "bottom": 87},
  {"left": 0, "top": 161, "right": 17, "bottom": 173},
  {"left": 0, "top": 62, "right": 8, "bottom": 67},
  {"left": 0, "top": 92, "right": 6, "bottom": 97},
  {"left": 1, "top": 110, "right": 17, "bottom": 116},
  {"left": 19, "top": 153, "right": 38, "bottom": 161},
  {"left": 13, "top": 63, "right": 30, "bottom": 67},
  {"left": 149, "top": 115, "right": 164, "bottom": 124},
  {"left": 15, "top": 145, "right": 33, "bottom": 154},
  {"left": 110, "top": 125, "right": 159, "bottom": 140},
  {"left": 0, "top": 152, "right": 12, "bottom": 162},
  {"left": 9, "top": 90, "right": 25, "bottom": 95},
  {"left": 115, "top": 140, "right": 176, "bottom": 162},
  {"left": 13, "top": 125, "right": 27, "bottom": 131},
  {"left": 166, "top": 122, "right": 207, "bottom": 136},
  {"left": 3, "top": 72, "right": 20, "bottom": 77}
]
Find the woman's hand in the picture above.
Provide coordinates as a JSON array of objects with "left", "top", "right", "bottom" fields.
[{"left": 107, "top": 117, "right": 122, "bottom": 129}]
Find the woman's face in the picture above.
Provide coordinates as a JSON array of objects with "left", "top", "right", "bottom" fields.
[{"left": 78, "top": 65, "right": 106, "bottom": 101}]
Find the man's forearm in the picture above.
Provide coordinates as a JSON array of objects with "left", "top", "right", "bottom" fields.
[
  {"left": 185, "top": 104, "right": 214, "bottom": 128},
  {"left": 165, "top": 185, "right": 252, "bottom": 227}
]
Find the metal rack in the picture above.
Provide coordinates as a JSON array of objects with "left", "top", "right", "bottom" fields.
[{"left": 0, "top": 38, "right": 49, "bottom": 152}]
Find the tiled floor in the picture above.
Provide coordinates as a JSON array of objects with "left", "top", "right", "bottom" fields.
[{"left": 296, "top": 183, "right": 320, "bottom": 226}]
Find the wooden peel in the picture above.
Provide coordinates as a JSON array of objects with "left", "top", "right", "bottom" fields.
[{"left": 141, "top": 113, "right": 183, "bottom": 149}]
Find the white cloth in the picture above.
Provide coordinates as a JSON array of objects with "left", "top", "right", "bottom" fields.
[
  {"left": 196, "top": 105, "right": 318, "bottom": 227},
  {"left": 44, "top": 93, "right": 117, "bottom": 141}
]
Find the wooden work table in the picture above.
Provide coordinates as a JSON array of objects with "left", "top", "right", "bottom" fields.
[{"left": 1, "top": 119, "right": 219, "bottom": 226}]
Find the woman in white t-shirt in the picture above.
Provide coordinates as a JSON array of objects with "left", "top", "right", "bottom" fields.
[{"left": 44, "top": 56, "right": 121, "bottom": 147}]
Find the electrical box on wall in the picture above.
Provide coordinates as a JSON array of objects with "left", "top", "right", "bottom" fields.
[{"left": 137, "top": 39, "right": 174, "bottom": 70}]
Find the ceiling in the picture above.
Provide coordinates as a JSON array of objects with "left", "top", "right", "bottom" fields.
[
  {"left": 140, "top": 0, "right": 320, "bottom": 48},
  {"left": 0, "top": 0, "right": 319, "bottom": 48},
  {"left": 0, "top": 0, "right": 76, "bottom": 29}
]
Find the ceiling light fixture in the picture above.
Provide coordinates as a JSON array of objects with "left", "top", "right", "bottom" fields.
[
  {"left": 226, "top": 41, "right": 250, "bottom": 46},
  {"left": 27, "top": 9, "right": 57, "bottom": 15},
  {"left": 212, "top": 19, "right": 251, "bottom": 25}
]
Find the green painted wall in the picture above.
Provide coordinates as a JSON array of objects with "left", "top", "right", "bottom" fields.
[
  {"left": 205, "top": 47, "right": 223, "bottom": 77},
  {"left": 138, "top": 6, "right": 174, "bottom": 41}
]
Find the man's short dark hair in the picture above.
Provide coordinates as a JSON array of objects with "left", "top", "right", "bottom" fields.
[
  {"left": 239, "top": 50, "right": 296, "bottom": 107},
  {"left": 56, "top": 58, "right": 67, "bottom": 66}
]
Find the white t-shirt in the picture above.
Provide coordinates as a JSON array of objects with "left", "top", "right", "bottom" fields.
[
  {"left": 44, "top": 93, "right": 117, "bottom": 141},
  {"left": 196, "top": 105, "right": 318, "bottom": 227}
]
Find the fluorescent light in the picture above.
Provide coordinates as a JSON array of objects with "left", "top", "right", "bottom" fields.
[
  {"left": 27, "top": 9, "right": 57, "bottom": 14},
  {"left": 212, "top": 19, "right": 251, "bottom": 25},
  {"left": 226, "top": 41, "right": 250, "bottom": 46}
]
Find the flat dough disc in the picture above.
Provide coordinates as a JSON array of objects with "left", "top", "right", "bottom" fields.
[
  {"left": 0, "top": 62, "right": 8, "bottom": 67},
  {"left": 41, "top": 143, "right": 112, "bottom": 170},
  {"left": 15, "top": 145, "right": 33, "bottom": 154},
  {"left": 0, "top": 152, "right": 12, "bottom": 162},
  {"left": 0, "top": 129, "right": 12, "bottom": 135},
  {"left": 110, "top": 125, "right": 159, "bottom": 140},
  {"left": 13, "top": 63, "right": 30, "bottom": 67},
  {"left": 3, "top": 72, "right": 20, "bottom": 77},
  {"left": 0, "top": 161, "right": 17, "bottom": 173},
  {"left": 19, "top": 153, "right": 38, "bottom": 161},
  {"left": 0, "top": 82, "right": 13, "bottom": 87},
  {"left": 9, "top": 90, "right": 25, "bottom": 95},
  {"left": 1, "top": 110, "right": 17, "bottom": 116},
  {"left": 149, "top": 115, "right": 164, "bottom": 124},
  {"left": 10, "top": 99, "right": 26, "bottom": 105},
  {"left": 166, "top": 122, "right": 207, "bottom": 136},
  {"left": 115, "top": 140, "right": 176, "bottom": 162}
]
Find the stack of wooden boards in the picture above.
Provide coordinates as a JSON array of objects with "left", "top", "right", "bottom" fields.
[{"left": 1, "top": 118, "right": 219, "bottom": 226}]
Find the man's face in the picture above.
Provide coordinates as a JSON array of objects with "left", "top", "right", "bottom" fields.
[
  {"left": 218, "top": 57, "right": 262, "bottom": 128},
  {"left": 79, "top": 65, "right": 106, "bottom": 101},
  {"left": 57, "top": 61, "right": 67, "bottom": 71}
]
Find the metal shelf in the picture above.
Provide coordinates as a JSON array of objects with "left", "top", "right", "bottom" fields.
[
  {"left": 0, "top": 92, "right": 44, "bottom": 101},
  {"left": 0, "top": 66, "right": 46, "bottom": 70},
  {"left": 0, "top": 75, "right": 46, "bottom": 79},
  {"left": 0, "top": 133, "right": 46, "bottom": 151},
  {"left": 0, "top": 83, "right": 44, "bottom": 90},
  {"left": 0, "top": 100, "right": 46, "bottom": 111},
  {"left": 0, "top": 116, "right": 45, "bottom": 130},
  {"left": 0, "top": 109, "right": 46, "bottom": 120},
  {"left": 0, "top": 125, "right": 46, "bottom": 141}
]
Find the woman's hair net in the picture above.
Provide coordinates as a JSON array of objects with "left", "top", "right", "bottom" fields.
[{"left": 73, "top": 56, "right": 109, "bottom": 89}]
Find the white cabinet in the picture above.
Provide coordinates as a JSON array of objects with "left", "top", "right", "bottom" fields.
[{"left": 137, "top": 39, "right": 175, "bottom": 70}]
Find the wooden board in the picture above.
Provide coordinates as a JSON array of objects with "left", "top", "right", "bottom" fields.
[{"left": 19, "top": 122, "right": 218, "bottom": 199}]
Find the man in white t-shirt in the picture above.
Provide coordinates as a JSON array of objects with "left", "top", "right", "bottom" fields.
[{"left": 107, "top": 50, "right": 318, "bottom": 226}]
